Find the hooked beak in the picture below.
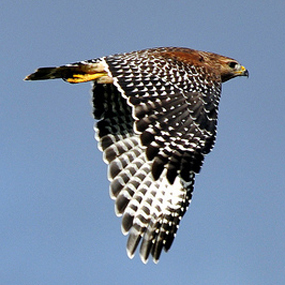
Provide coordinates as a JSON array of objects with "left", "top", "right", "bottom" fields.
[{"left": 239, "top": 65, "right": 249, "bottom": 78}]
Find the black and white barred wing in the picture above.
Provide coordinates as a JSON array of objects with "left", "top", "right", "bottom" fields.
[
  {"left": 93, "top": 49, "right": 221, "bottom": 263},
  {"left": 93, "top": 83, "right": 193, "bottom": 263}
]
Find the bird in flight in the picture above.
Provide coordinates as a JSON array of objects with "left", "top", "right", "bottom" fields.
[{"left": 25, "top": 47, "right": 248, "bottom": 263}]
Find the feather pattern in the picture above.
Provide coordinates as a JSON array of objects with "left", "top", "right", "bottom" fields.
[{"left": 92, "top": 48, "right": 222, "bottom": 262}]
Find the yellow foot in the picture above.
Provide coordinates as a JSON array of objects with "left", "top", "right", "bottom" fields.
[{"left": 66, "top": 72, "right": 108, "bottom": 83}]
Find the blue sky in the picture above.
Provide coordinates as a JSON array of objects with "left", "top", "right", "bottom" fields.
[{"left": 1, "top": 1, "right": 285, "bottom": 284}]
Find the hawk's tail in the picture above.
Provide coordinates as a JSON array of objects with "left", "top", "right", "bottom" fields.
[
  {"left": 24, "top": 66, "right": 69, "bottom": 81},
  {"left": 24, "top": 61, "right": 111, "bottom": 84}
]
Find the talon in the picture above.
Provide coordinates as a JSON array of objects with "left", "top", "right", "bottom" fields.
[{"left": 66, "top": 72, "right": 108, "bottom": 83}]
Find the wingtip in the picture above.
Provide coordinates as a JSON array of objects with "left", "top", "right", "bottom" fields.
[
  {"left": 127, "top": 248, "right": 150, "bottom": 264},
  {"left": 153, "top": 257, "right": 159, "bottom": 264},
  {"left": 141, "top": 256, "right": 149, "bottom": 264},
  {"left": 126, "top": 248, "right": 135, "bottom": 260},
  {"left": 139, "top": 251, "right": 150, "bottom": 264}
]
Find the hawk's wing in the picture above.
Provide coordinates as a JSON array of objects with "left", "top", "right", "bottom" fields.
[{"left": 93, "top": 48, "right": 221, "bottom": 263}]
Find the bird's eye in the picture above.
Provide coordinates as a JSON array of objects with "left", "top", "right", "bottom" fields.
[{"left": 228, "top": 61, "right": 238, "bottom": 69}]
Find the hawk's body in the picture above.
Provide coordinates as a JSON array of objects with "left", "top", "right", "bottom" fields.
[{"left": 25, "top": 47, "right": 248, "bottom": 263}]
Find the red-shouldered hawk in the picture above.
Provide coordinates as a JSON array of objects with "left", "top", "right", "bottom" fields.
[{"left": 25, "top": 47, "right": 248, "bottom": 263}]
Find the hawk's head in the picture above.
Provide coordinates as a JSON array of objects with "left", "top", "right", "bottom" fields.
[{"left": 201, "top": 52, "right": 249, "bottom": 82}]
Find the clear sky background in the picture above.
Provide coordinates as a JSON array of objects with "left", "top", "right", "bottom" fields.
[{"left": 1, "top": 1, "right": 285, "bottom": 284}]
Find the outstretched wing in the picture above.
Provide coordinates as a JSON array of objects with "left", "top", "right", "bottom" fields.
[{"left": 93, "top": 48, "right": 221, "bottom": 263}]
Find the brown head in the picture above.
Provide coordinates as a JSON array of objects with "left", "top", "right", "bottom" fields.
[
  {"left": 158, "top": 48, "right": 249, "bottom": 83},
  {"left": 196, "top": 50, "right": 249, "bottom": 82}
]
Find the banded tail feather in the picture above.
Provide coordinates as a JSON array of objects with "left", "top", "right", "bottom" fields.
[{"left": 25, "top": 60, "right": 112, "bottom": 84}]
